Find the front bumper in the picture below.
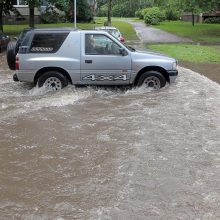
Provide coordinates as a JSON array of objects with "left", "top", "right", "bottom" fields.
[{"left": 168, "top": 70, "right": 178, "bottom": 83}]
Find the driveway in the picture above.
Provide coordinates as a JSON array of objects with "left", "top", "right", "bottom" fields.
[{"left": 128, "top": 21, "right": 193, "bottom": 43}]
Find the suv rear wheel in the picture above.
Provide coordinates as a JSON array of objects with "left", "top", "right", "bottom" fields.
[
  {"left": 38, "top": 71, "right": 68, "bottom": 91},
  {"left": 137, "top": 71, "right": 166, "bottom": 90},
  {"left": 7, "top": 41, "right": 17, "bottom": 70}
]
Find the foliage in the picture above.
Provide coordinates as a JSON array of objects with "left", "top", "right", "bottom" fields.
[
  {"left": 52, "top": 0, "right": 93, "bottom": 22},
  {"left": 204, "top": 17, "right": 220, "bottom": 24},
  {"left": 0, "top": 0, "right": 15, "bottom": 31},
  {"left": 0, "top": 0, "right": 13, "bottom": 14},
  {"left": 179, "top": 0, "right": 219, "bottom": 25},
  {"left": 97, "top": 0, "right": 154, "bottom": 17},
  {"left": 144, "top": 7, "right": 166, "bottom": 25},
  {"left": 165, "top": 8, "right": 180, "bottom": 21},
  {"left": 49, "top": 0, "right": 69, "bottom": 11},
  {"left": 112, "top": 3, "right": 132, "bottom": 17},
  {"left": 97, "top": 4, "right": 108, "bottom": 17},
  {"left": 180, "top": 0, "right": 219, "bottom": 14},
  {"left": 41, "top": 7, "right": 65, "bottom": 24},
  {"left": 26, "top": 0, "right": 40, "bottom": 7},
  {"left": 135, "top": 9, "right": 143, "bottom": 19},
  {"left": 76, "top": 0, "right": 93, "bottom": 22}
]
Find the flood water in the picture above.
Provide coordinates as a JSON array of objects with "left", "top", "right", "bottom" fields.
[{"left": 0, "top": 54, "right": 220, "bottom": 219}]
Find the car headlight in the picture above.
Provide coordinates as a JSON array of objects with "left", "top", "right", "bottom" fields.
[{"left": 172, "top": 61, "right": 178, "bottom": 70}]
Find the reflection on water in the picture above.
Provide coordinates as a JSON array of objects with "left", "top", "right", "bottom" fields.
[{"left": 0, "top": 67, "right": 220, "bottom": 219}]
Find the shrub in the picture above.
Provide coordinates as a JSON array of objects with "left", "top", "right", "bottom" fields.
[
  {"left": 135, "top": 9, "right": 143, "bottom": 19},
  {"left": 204, "top": 17, "right": 220, "bottom": 24},
  {"left": 144, "top": 7, "right": 166, "bottom": 25},
  {"left": 165, "top": 8, "right": 180, "bottom": 21},
  {"left": 41, "top": 8, "right": 65, "bottom": 24},
  {"left": 141, "top": 8, "right": 149, "bottom": 18}
]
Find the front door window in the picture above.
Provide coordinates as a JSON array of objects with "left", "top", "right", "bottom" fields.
[{"left": 85, "top": 34, "right": 121, "bottom": 55}]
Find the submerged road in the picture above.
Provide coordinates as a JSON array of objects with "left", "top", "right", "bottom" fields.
[
  {"left": 0, "top": 63, "right": 220, "bottom": 219},
  {"left": 0, "top": 26, "right": 220, "bottom": 219}
]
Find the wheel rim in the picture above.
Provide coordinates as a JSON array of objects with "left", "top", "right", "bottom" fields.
[
  {"left": 44, "top": 77, "right": 62, "bottom": 91},
  {"left": 143, "top": 76, "right": 161, "bottom": 90}
]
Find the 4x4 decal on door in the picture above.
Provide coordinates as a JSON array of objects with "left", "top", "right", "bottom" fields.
[{"left": 82, "top": 74, "right": 128, "bottom": 81}]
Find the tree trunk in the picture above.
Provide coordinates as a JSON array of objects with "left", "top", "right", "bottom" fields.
[
  {"left": 29, "top": 3, "right": 35, "bottom": 28},
  {"left": 192, "top": 13, "right": 195, "bottom": 26},
  {"left": 107, "top": 0, "right": 112, "bottom": 26},
  {"left": 0, "top": 2, "right": 3, "bottom": 32}
]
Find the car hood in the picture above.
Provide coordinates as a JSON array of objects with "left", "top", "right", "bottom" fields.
[{"left": 130, "top": 49, "right": 176, "bottom": 62}]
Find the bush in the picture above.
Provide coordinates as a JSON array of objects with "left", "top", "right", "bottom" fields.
[
  {"left": 141, "top": 8, "right": 149, "bottom": 18},
  {"left": 204, "top": 17, "right": 220, "bottom": 24},
  {"left": 144, "top": 7, "right": 166, "bottom": 25},
  {"left": 135, "top": 9, "right": 143, "bottom": 19},
  {"left": 165, "top": 8, "right": 179, "bottom": 21},
  {"left": 41, "top": 8, "right": 65, "bottom": 24}
]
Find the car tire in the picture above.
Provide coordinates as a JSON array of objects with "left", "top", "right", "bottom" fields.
[
  {"left": 38, "top": 71, "right": 68, "bottom": 91},
  {"left": 137, "top": 71, "right": 166, "bottom": 90},
  {"left": 7, "top": 41, "right": 17, "bottom": 70}
]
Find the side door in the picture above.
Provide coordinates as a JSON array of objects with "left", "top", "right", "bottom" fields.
[{"left": 80, "top": 33, "right": 132, "bottom": 85}]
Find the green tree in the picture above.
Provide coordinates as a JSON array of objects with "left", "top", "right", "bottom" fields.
[
  {"left": 50, "top": 0, "right": 93, "bottom": 22},
  {"left": 0, "top": 0, "right": 38, "bottom": 29},
  {"left": 97, "top": 0, "right": 154, "bottom": 18},
  {"left": 28, "top": 0, "right": 39, "bottom": 27},
  {"left": 180, "top": 0, "right": 219, "bottom": 26},
  {"left": 107, "top": 0, "right": 112, "bottom": 25},
  {"left": 0, "top": 0, "right": 13, "bottom": 31}
]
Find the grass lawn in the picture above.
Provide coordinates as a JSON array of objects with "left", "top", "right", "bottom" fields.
[
  {"left": 157, "top": 21, "right": 220, "bottom": 43},
  {"left": 3, "top": 18, "right": 138, "bottom": 41},
  {"left": 148, "top": 44, "right": 220, "bottom": 64}
]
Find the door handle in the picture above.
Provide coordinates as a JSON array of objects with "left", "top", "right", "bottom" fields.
[{"left": 85, "top": 60, "right": 92, "bottom": 64}]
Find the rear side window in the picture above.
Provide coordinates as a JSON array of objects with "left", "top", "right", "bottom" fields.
[{"left": 30, "top": 32, "right": 69, "bottom": 53}]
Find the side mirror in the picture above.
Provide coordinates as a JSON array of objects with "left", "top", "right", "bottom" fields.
[{"left": 119, "top": 48, "right": 128, "bottom": 56}]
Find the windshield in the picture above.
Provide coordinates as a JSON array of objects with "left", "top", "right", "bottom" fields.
[
  {"left": 107, "top": 29, "right": 120, "bottom": 38},
  {"left": 123, "top": 44, "right": 136, "bottom": 52}
]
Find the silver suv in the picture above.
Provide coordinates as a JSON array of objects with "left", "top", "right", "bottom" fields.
[{"left": 12, "top": 28, "right": 178, "bottom": 91}]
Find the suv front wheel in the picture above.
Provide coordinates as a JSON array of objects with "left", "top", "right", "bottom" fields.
[
  {"left": 137, "top": 71, "right": 166, "bottom": 90},
  {"left": 38, "top": 71, "right": 68, "bottom": 91}
]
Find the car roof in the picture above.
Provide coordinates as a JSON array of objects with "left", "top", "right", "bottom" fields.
[
  {"left": 95, "top": 26, "right": 118, "bottom": 30},
  {"left": 27, "top": 27, "right": 79, "bottom": 33}
]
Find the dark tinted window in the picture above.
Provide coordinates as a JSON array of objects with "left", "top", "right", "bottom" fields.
[{"left": 30, "top": 32, "right": 69, "bottom": 53}]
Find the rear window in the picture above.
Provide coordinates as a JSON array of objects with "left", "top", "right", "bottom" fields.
[{"left": 30, "top": 32, "right": 69, "bottom": 53}]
